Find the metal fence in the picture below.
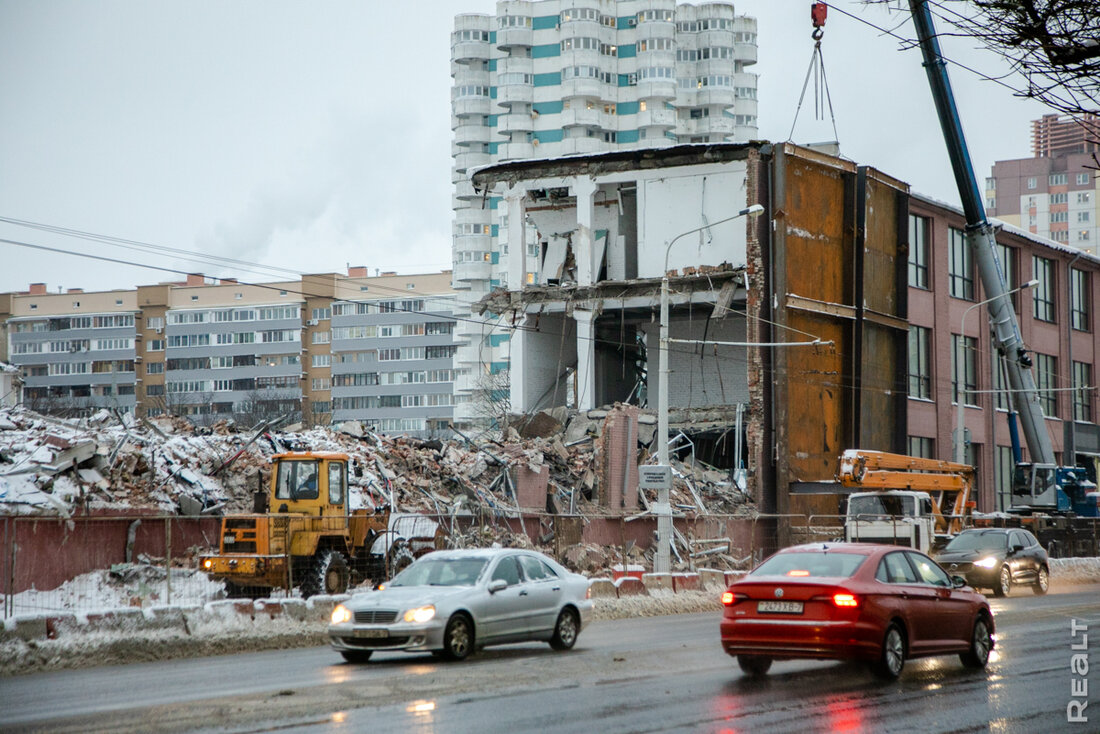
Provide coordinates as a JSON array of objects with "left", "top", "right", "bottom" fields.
[{"left": 1, "top": 510, "right": 788, "bottom": 619}]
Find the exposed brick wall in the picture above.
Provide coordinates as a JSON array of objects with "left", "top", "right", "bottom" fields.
[{"left": 596, "top": 404, "right": 640, "bottom": 511}]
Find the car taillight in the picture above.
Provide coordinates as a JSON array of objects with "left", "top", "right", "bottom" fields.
[
  {"left": 722, "top": 591, "right": 735, "bottom": 605},
  {"left": 832, "top": 592, "right": 859, "bottom": 608}
]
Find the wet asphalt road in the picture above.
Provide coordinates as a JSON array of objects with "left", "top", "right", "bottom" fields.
[{"left": 1, "top": 585, "right": 1097, "bottom": 734}]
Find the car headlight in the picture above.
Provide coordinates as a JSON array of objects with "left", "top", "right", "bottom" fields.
[
  {"left": 974, "top": 556, "right": 998, "bottom": 569},
  {"left": 403, "top": 605, "right": 436, "bottom": 623},
  {"left": 331, "top": 604, "right": 352, "bottom": 625}
]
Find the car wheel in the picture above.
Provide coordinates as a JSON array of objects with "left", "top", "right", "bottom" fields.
[
  {"left": 442, "top": 614, "right": 474, "bottom": 661},
  {"left": 549, "top": 608, "right": 579, "bottom": 651},
  {"left": 340, "top": 650, "right": 373, "bottom": 664},
  {"left": 737, "top": 655, "right": 773, "bottom": 676},
  {"left": 872, "top": 624, "right": 906, "bottom": 680},
  {"left": 992, "top": 565, "right": 1011, "bottom": 598},
  {"left": 1032, "top": 565, "right": 1049, "bottom": 595},
  {"left": 301, "top": 549, "right": 350, "bottom": 599},
  {"left": 959, "top": 616, "right": 993, "bottom": 668}
]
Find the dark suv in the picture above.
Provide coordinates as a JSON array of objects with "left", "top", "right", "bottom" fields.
[{"left": 934, "top": 528, "right": 1049, "bottom": 597}]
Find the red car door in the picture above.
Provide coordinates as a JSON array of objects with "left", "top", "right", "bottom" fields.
[
  {"left": 878, "top": 551, "right": 940, "bottom": 655},
  {"left": 904, "top": 550, "right": 971, "bottom": 646}
]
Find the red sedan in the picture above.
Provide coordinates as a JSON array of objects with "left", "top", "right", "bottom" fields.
[{"left": 720, "top": 543, "right": 994, "bottom": 679}]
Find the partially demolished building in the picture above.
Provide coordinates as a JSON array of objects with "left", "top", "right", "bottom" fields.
[{"left": 473, "top": 142, "right": 911, "bottom": 543}]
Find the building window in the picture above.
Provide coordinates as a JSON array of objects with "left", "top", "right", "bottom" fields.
[
  {"left": 908, "top": 215, "right": 929, "bottom": 289},
  {"left": 948, "top": 227, "right": 974, "bottom": 300},
  {"left": 312, "top": 331, "right": 330, "bottom": 344},
  {"left": 1079, "top": 192, "right": 1092, "bottom": 204},
  {"left": 908, "top": 325, "right": 931, "bottom": 399},
  {"left": 148, "top": 340, "right": 164, "bottom": 351},
  {"left": 311, "top": 354, "right": 331, "bottom": 368},
  {"left": 1071, "top": 269, "right": 1090, "bottom": 331},
  {"left": 995, "top": 445, "right": 1014, "bottom": 512},
  {"left": 1078, "top": 211, "right": 1091, "bottom": 223},
  {"left": 1027, "top": 177, "right": 1037, "bottom": 189},
  {"left": 146, "top": 362, "right": 164, "bottom": 375},
  {"left": 1036, "top": 353, "right": 1057, "bottom": 417},
  {"left": 1073, "top": 361, "right": 1093, "bottom": 422},
  {"left": 907, "top": 436, "right": 934, "bottom": 459},
  {"left": 1032, "top": 256, "right": 1056, "bottom": 322},
  {"left": 311, "top": 377, "right": 331, "bottom": 391},
  {"left": 996, "top": 243, "right": 1018, "bottom": 310},
  {"left": 311, "top": 307, "right": 331, "bottom": 321},
  {"left": 1049, "top": 173, "right": 1068, "bottom": 186},
  {"left": 1078, "top": 172, "right": 1091, "bottom": 186},
  {"left": 952, "top": 335, "right": 977, "bottom": 405}
]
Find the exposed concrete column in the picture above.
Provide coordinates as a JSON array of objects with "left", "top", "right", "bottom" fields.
[
  {"left": 509, "top": 314, "right": 528, "bottom": 412},
  {"left": 505, "top": 185, "right": 527, "bottom": 291},
  {"left": 574, "top": 309, "right": 597, "bottom": 410},
  {"left": 573, "top": 176, "right": 598, "bottom": 286}
]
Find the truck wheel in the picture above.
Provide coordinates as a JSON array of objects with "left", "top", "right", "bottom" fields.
[
  {"left": 301, "top": 549, "right": 350, "bottom": 599},
  {"left": 386, "top": 541, "right": 415, "bottom": 579}
]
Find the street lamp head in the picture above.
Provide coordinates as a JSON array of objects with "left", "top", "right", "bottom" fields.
[
  {"left": 742, "top": 204, "right": 765, "bottom": 218},
  {"left": 1022, "top": 278, "right": 1040, "bottom": 289}
]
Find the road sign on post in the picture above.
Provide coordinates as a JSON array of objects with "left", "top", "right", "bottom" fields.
[{"left": 639, "top": 465, "right": 672, "bottom": 491}]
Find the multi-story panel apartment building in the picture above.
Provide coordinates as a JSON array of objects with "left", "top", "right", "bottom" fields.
[
  {"left": 450, "top": 0, "right": 758, "bottom": 425},
  {"left": 986, "top": 114, "right": 1100, "bottom": 255},
  {"left": 0, "top": 269, "right": 460, "bottom": 437}
]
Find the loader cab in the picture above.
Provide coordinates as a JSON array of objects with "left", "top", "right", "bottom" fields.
[{"left": 271, "top": 452, "right": 348, "bottom": 517}]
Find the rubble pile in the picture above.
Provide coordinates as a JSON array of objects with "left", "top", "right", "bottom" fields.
[{"left": 0, "top": 403, "right": 756, "bottom": 572}]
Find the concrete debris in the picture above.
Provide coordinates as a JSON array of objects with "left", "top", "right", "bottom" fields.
[{"left": 0, "top": 402, "right": 756, "bottom": 574}]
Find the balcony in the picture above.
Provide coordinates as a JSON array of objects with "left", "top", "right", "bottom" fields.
[
  {"left": 453, "top": 260, "right": 493, "bottom": 283},
  {"left": 497, "top": 141, "right": 535, "bottom": 160},
  {"left": 452, "top": 40, "right": 490, "bottom": 65},
  {"left": 453, "top": 97, "right": 491, "bottom": 118},
  {"left": 694, "top": 87, "right": 736, "bottom": 107},
  {"left": 560, "top": 77, "right": 604, "bottom": 99},
  {"left": 452, "top": 179, "right": 479, "bottom": 201},
  {"left": 557, "top": 137, "right": 606, "bottom": 155},
  {"left": 454, "top": 123, "right": 491, "bottom": 147},
  {"left": 496, "top": 26, "right": 533, "bottom": 50},
  {"left": 636, "top": 79, "right": 677, "bottom": 99},
  {"left": 637, "top": 107, "right": 675, "bottom": 128},
  {"left": 497, "top": 112, "right": 535, "bottom": 135},
  {"left": 453, "top": 151, "right": 491, "bottom": 173},
  {"left": 734, "top": 42, "right": 758, "bottom": 65},
  {"left": 560, "top": 107, "right": 604, "bottom": 128},
  {"left": 496, "top": 84, "right": 533, "bottom": 106}
]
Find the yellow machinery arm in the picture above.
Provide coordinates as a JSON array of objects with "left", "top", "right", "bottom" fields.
[{"left": 838, "top": 449, "right": 975, "bottom": 535}]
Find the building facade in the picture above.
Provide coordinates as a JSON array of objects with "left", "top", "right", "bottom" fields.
[
  {"left": 908, "top": 194, "right": 1100, "bottom": 511},
  {"left": 450, "top": 0, "right": 759, "bottom": 425},
  {"left": 0, "top": 269, "right": 461, "bottom": 436},
  {"left": 986, "top": 113, "right": 1100, "bottom": 255},
  {"left": 469, "top": 141, "right": 1100, "bottom": 523}
]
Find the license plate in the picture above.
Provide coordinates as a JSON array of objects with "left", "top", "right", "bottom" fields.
[
  {"left": 353, "top": 629, "right": 389, "bottom": 639},
  {"left": 757, "top": 601, "right": 804, "bottom": 614},
  {"left": 223, "top": 535, "right": 236, "bottom": 545}
]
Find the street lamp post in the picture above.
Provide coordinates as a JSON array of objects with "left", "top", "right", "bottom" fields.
[
  {"left": 655, "top": 203, "right": 764, "bottom": 573},
  {"left": 954, "top": 278, "right": 1039, "bottom": 465}
]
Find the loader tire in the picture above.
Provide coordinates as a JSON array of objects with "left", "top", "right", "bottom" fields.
[
  {"left": 301, "top": 549, "right": 350, "bottom": 599},
  {"left": 386, "top": 541, "right": 415, "bottom": 579}
]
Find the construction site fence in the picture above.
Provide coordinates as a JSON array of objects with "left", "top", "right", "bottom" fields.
[{"left": 2, "top": 511, "right": 815, "bottom": 619}]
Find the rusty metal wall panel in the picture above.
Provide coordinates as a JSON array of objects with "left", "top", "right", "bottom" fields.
[{"left": 770, "top": 146, "right": 909, "bottom": 541}]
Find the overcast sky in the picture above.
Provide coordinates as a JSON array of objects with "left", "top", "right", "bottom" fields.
[{"left": 0, "top": 0, "right": 1050, "bottom": 295}]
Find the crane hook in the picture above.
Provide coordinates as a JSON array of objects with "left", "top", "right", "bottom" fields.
[{"left": 811, "top": 1, "right": 827, "bottom": 41}]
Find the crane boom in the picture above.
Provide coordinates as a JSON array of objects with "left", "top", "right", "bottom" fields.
[{"left": 907, "top": 1, "right": 1059, "bottom": 509}]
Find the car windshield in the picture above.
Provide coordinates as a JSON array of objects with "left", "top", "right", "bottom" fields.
[
  {"left": 848, "top": 494, "right": 915, "bottom": 518},
  {"left": 945, "top": 532, "right": 1009, "bottom": 552},
  {"left": 751, "top": 551, "right": 867, "bottom": 578},
  {"left": 388, "top": 557, "right": 489, "bottom": 587}
]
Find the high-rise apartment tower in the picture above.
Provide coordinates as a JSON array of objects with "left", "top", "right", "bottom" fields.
[{"left": 449, "top": 0, "right": 758, "bottom": 425}]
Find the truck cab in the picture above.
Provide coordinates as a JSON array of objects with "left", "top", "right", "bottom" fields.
[{"left": 844, "top": 490, "right": 937, "bottom": 554}]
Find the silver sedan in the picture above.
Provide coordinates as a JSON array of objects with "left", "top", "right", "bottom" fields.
[{"left": 328, "top": 547, "right": 594, "bottom": 663}]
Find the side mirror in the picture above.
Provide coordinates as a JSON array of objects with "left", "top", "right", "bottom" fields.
[
  {"left": 488, "top": 579, "right": 508, "bottom": 594},
  {"left": 951, "top": 575, "right": 967, "bottom": 589},
  {"left": 1011, "top": 544, "right": 1025, "bottom": 554}
]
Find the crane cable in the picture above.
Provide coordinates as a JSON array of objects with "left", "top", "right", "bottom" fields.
[{"left": 787, "top": 2, "right": 841, "bottom": 144}]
